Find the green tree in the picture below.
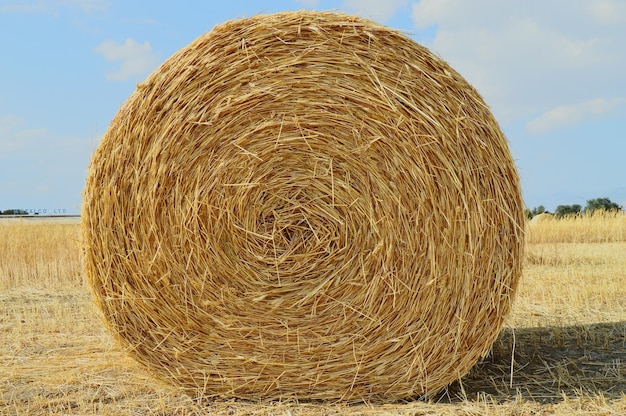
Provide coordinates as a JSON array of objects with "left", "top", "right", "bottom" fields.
[
  {"left": 1, "top": 209, "right": 28, "bottom": 215},
  {"left": 554, "top": 204, "right": 582, "bottom": 218},
  {"left": 584, "top": 197, "right": 622, "bottom": 213},
  {"left": 524, "top": 208, "right": 532, "bottom": 219},
  {"left": 532, "top": 205, "right": 546, "bottom": 216},
  {"left": 525, "top": 205, "right": 546, "bottom": 219}
]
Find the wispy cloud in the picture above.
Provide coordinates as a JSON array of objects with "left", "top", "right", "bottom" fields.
[
  {"left": 526, "top": 97, "right": 625, "bottom": 135},
  {"left": 0, "top": 115, "right": 47, "bottom": 158},
  {"left": 94, "top": 38, "right": 160, "bottom": 82},
  {"left": 588, "top": 0, "right": 626, "bottom": 24},
  {"left": 294, "top": 0, "right": 320, "bottom": 7},
  {"left": 410, "top": 0, "right": 626, "bottom": 124},
  {"left": 342, "top": 0, "right": 408, "bottom": 23},
  {"left": 0, "top": 1, "right": 50, "bottom": 14},
  {"left": 60, "top": 0, "right": 109, "bottom": 13},
  {"left": 0, "top": 0, "right": 110, "bottom": 14},
  {"left": 0, "top": 113, "right": 94, "bottom": 211}
]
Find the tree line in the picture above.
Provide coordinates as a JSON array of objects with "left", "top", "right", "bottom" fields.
[
  {"left": 2, "top": 197, "right": 623, "bottom": 219},
  {"left": 0, "top": 209, "right": 30, "bottom": 215},
  {"left": 526, "top": 197, "right": 623, "bottom": 219}
]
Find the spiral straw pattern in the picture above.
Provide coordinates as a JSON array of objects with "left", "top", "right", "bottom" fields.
[{"left": 82, "top": 11, "right": 525, "bottom": 402}]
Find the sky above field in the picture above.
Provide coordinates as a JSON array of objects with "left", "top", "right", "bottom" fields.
[{"left": 1, "top": 0, "right": 624, "bottom": 214}]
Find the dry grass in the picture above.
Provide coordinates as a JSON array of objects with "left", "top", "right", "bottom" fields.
[
  {"left": 82, "top": 11, "right": 524, "bottom": 402},
  {"left": 0, "top": 219, "right": 82, "bottom": 291},
  {"left": 2, "top": 214, "right": 626, "bottom": 414},
  {"left": 527, "top": 210, "right": 626, "bottom": 244}
]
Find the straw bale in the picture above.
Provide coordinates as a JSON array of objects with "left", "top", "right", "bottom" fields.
[{"left": 82, "top": 11, "right": 525, "bottom": 402}]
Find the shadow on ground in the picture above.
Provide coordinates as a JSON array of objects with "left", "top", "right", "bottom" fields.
[{"left": 438, "top": 321, "right": 626, "bottom": 403}]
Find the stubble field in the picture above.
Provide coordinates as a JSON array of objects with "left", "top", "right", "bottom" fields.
[{"left": 1, "top": 213, "right": 625, "bottom": 415}]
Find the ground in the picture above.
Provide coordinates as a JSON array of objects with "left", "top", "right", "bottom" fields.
[{"left": 1, "top": 215, "right": 625, "bottom": 415}]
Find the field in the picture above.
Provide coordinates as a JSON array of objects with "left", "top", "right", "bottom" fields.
[{"left": 1, "top": 213, "right": 625, "bottom": 415}]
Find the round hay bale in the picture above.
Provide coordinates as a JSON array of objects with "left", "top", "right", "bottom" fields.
[{"left": 82, "top": 11, "right": 524, "bottom": 402}]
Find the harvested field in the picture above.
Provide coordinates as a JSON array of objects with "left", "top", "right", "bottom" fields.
[{"left": 1, "top": 214, "right": 626, "bottom": 415}]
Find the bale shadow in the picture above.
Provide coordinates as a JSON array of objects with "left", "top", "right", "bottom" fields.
[{"left": 438, "top": 321, "right": 626, "bottom": 403}]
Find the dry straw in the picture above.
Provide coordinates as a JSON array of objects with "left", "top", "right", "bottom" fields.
[{"left": 82, "top": 11, "right": 525, "bottom": 402}]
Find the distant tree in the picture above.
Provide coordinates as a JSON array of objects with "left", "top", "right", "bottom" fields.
[
  {"left": 525, "top": 205, "right": 547, "bottom": 219},
  {"left": 584, "top": 197, "right": 622, "bottom": 213},
  {"left": 533, "top": 205, "right": 546, "bottom": 216},
  {"left": 1, "top": 209, "right": 28, "bottom": 215},
  {"left": 554, "top": 204, "right": 582, "bottom": 218}
]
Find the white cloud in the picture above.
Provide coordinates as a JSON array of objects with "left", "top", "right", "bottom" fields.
[
  {"left": 0, "top": 114, "right": 22, "bottom": 131},
  {"left": 343, "top": 0, "right": 408, "bottom": 23},
  {"left": 526, "top": 97, "right": 625, "bottom": 135},
  {"left": 59, "top": 0, "right": 110, "bottom": 13},
  {"left": 588, "top": 0, "right": 626, "bottom": 24},
  {"left": 0, "top": 115, "right": 94, "bottom": 157},
  {"left": 0, "top": 1, "right": 50, "bottom": 14},
  {"left": 0, "top": 114, "right": 94, "bottom": 212},
  {"left": 0, "top": 115, "right": 47, "bottom": 157},
  {"left": 410, "top": 0, "right": 626, "bottom": 125},
  {"left": 0, "top": 0, "right": 109, "bottom": 14},
  {"left": 294, "top": 0, "right": 320, "bottom": 7},
  {"left": 94, "top": 38, "right": 160, "bottom": 82}
]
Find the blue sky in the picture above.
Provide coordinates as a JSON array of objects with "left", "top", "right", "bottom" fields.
[{"left": 1, "top": 0, "right": 624, "bottom": 214}]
